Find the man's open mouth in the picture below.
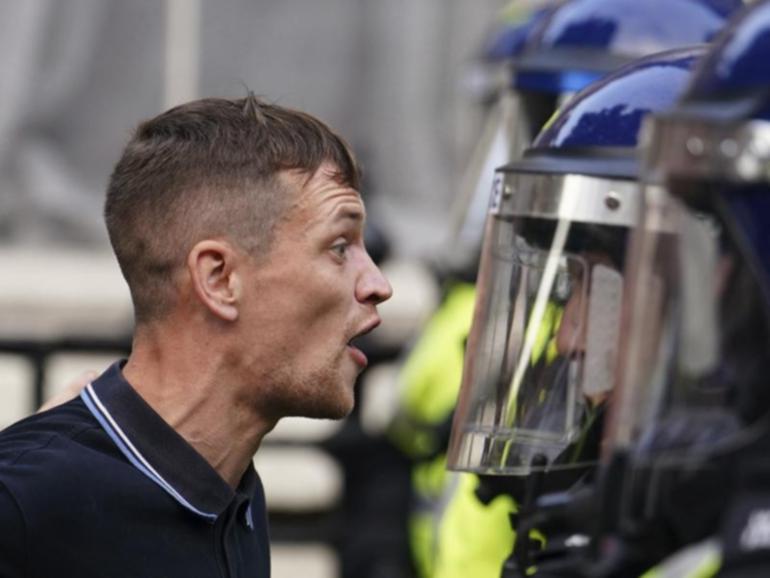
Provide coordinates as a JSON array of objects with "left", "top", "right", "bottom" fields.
[{"left": 346, "top": 317, "right": 381, "bottom": 368}]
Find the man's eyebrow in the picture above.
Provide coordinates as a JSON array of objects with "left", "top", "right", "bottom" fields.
[{"left": 333, "top": 206, "right": 366, "bottom": 224}]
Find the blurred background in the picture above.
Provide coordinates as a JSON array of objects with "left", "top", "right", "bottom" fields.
[{"left": 0, "top": 1, "right": 508, "bottom": 577}]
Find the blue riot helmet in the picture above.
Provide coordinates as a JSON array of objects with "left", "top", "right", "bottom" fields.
[
  {"left": 446, "top": 4, "right": 556, "bottom": 278},
  {"left": 446, "top": 47, "right": 706, "bottom": 482},
  {"left": 513, "top": 0, "right": 738, "bottom": 94},
  {"left": 598, "top": 0, "right": 770, "bottom": 561},
  {"left": 445, "top": 0, "right": 741, "bottom": 279},
  {"left": 482, "top": 1, "right": 557, "bottom": 66}
]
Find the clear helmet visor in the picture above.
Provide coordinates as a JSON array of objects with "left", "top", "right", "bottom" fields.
[
  {"left": 443, "top": 91, "right": 557, "bottom": 274},
  {"left": 448, "top": 173, "right": 637, "bottom": 475}
]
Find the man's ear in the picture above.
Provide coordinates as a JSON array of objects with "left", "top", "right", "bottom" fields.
[{"left": 187, "top": 240, "right": 242, "bottom": 322}]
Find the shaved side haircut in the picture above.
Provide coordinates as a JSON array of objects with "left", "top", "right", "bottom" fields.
[{"left": 104, "top": 95, "right": 360, "bottom": 323}]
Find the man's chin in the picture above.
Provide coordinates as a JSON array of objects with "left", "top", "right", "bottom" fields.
[
  {"left": 270, "top": 369, "right": 358, "bottom": 420},
  {"left": 320, "top": 404, "right": 353, "bottom": 421},
  {"left": 318, "top": 388, "right": 356, "bottom": 420},
  {"left": 295, "top": 383, "right": 356, "bottom": 421},
  {"left": 298, "top": 399, "right": 353, "bottom": 421}
]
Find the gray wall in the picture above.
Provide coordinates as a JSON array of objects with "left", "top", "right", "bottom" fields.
[{"left": 0, "top": 0, "right": 503, "bottom": 257}]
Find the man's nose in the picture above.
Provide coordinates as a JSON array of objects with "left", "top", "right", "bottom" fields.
[{"left": 357, "top": 250, "right": 393, "bottom": 305}]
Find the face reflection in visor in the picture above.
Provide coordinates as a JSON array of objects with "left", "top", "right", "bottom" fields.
[{"left": 448, "top": 208, "right": 627, "bottom": 476}]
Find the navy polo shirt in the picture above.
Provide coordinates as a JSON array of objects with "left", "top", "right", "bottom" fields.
[{"left": 0, "top": 362, "right": 270, "bottom": 577}]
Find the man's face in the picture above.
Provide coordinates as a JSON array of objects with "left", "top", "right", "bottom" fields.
[{"left": 236, "top": 163, "right": 392, "bottom": 420}]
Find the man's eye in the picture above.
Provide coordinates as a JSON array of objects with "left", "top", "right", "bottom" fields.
[{"left": 331, "top": 241, "right": 349, "bottom": 259}]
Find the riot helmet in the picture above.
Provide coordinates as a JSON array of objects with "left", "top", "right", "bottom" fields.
[
  {"left": 447, "top": 47, "right": 706, "bottom": 478},
  {"left": 601, "top": 2, "right": 770, "bottom": 552},
  {"left": 513, "top": 0, "right": 738, "bottom": 93},
  {"left": 446, "top": 0, "right": 742, "bottom": 280}
]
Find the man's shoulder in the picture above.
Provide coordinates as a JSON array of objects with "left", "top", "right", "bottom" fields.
[
  {"left": 0, "top": 397, "right": 96, "bottom": 455},
  {"left": 0, "top": 398, "right": 114, "bottom": 487},
  {"left": 0, "top": 399, "right": 110, "bottom": 524}
]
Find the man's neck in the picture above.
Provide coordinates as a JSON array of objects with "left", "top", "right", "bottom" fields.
[{"left": 122, "top": 325, "right": 276, "bottom": 489}]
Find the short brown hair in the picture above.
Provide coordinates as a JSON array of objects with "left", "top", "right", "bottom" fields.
[{"left": 105, "top": 95, "right": 360, "bottom": 323}]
